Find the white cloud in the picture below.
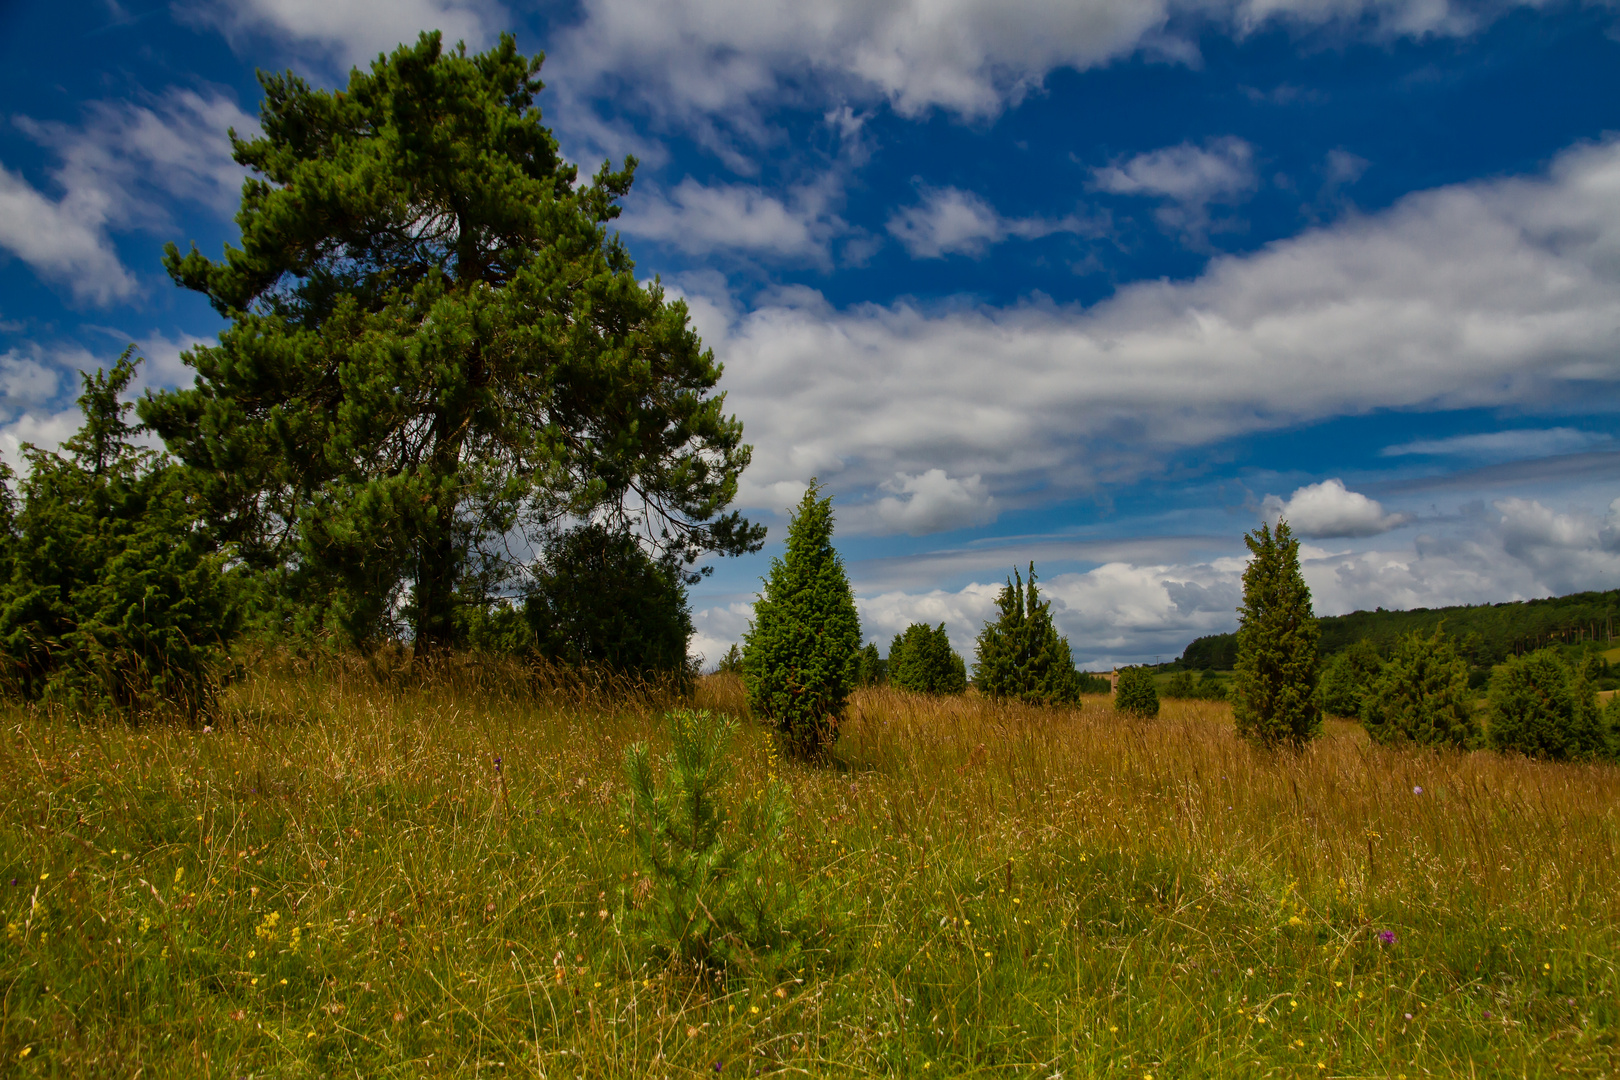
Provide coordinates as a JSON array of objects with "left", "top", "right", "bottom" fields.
[
  {"left": 1090, "top": 136, "right": 1257, "bottom": 236},
  {"left": 549, "top": 0, "right": 1515, "bottom": 131},
  {"left": 0, "top": 166, "right": 135, "bottom": 305},
  {"left": 619, "top": 178, "right": 844, "bottom": 262},
  {"left": 885, "top": 186, "right": 1097, "bottom": 258},
  {"left": 1, "top": 88, "right": 257, "bottom": 306},
  {"left": 1262, "top": 478, "right": 1409, "bottom": 538},
  {"left": 871, "top": 469, "right": 997, "bottom": 534},
  {"left": 180, "top": 0, "right": 506, "bottom": 67},
  {"left": 679, "top": 136, "right": 1620, "bottom": 535},
  {"left": 1382, "top": 427, "right": 1613, "bottom": 461}
]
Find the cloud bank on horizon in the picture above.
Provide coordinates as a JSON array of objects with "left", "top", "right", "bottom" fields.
[{"left": 1, "top": 0, "right": 1617, "bottom": 667}]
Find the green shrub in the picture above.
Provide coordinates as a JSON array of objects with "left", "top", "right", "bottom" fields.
[
  {"left": 622, "top": 710, "right": 796, "bottom": 968},
  {"left": 973, "top": 563, "right": 1081, "bottom": 705},
  {"left": 1232, "top": 520, "right": 1321, "bottom": 749},
  {"left": 0, "top": 350, "right": 238, "bottom": 717},
  {"left": 1163, "top": 670, "right": 1227, "bottom": 700},
  {"left": 1114, "top": 665, "right": 1160, "bottom": 717},
  {"left": 888, "top": 623, "right": 967, "bottom": 695},
  {"left": 524, "top": 523, "right": 694, "bottom": 678},
  {"left": 1318, "top": 639, "right": 1383, "bottom": 718},
  {"left": 1487, "top": 649, "right": 1613, "bottom": 760},
  {"left": 852, "top": 642, "right": 886, "bottom": 686},
  {"left": 1362, "top": 627, "right": 1476, "bottom": 747},
  {"left": 743, "top": 482, "right": 861, "bottom": 755},
  {"left": 715, "top": 643, "right": 744, "bottom": 675}
]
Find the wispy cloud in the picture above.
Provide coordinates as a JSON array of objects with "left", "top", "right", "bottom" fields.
[
  {"left": 885, "top": 186, "right": 1100, "bottom": 259},
  {"left": 1383, "top": 428, "right": 1614, "bottom": 461}
]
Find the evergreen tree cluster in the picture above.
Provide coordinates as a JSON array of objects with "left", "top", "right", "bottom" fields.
[
  {"left": 1163, "top": 669, "right": 1228, "bottom": 701},
  {"left": 888, "top": 623, "right": 967, "bottom": 695}
]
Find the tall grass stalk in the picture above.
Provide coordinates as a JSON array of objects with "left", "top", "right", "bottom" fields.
[{"left": 2, "top": 665, "right": 1616, "bottom": 1076}]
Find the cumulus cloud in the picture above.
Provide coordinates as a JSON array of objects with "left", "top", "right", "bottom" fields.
[
  {"left": 0, "top": 165, "right": 135, "bottom": 305},
  {"left": 1, "top": 88, "right": 256, "bottom": 305},
  {"left": 1383, "top": 427, "right": 1614, "bottom": 461},
  {"left": 678, "top": 136, "right": 1620, "bottom": 534},
  {"left": 618, "top": 178, "right": 846, "bottom": 263},
  {"left": 1262, "top": 478, "right": 1410, "bottom": 538},
  {"left": 1090, "top": 136, "right": 1257, "bottom": 237},
  {"left": 179, "top": 0, "right": 506, "bottom": 67},
  {"left": 546, "top": 0, "right": 1517, "bottom": 133},
  {"left": 884, "top": 186, "right": 1100, "bottom": 259},
  {"left": 870, "top": 469, "right": 997, "bottom": 534}
]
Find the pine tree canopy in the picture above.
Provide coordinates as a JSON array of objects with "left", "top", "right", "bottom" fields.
[
  {"left": 743, "top": 482, "right": 861, "bottom": 755},
  {"left": 1232, "top": 520, "right": 1321, "bottom": 749},
  {"left": 973, "top": 563, "right": 1081, "bottom": 706},
  {"left": 139, "top": 32, "right": 763, "bottom": 652}
]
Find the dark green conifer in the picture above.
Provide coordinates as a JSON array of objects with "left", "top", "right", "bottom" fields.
[
  {"left": 1232, "top": 520, "right": 1321, "bottom": 749},
  {"left": 1114, "top": 665, "right": 1160, "bottom": 717},
  {"left": 973, "top": 563, "right": 1081, "bottom": 706},
  {"left": 1487, "top": 649, "right": 1613, "bottom": 760},
  {"left": 743, "top": 483, "right": 861, "bottom": 755},
  {"left": 888, "top": 623, "right": 967, "bottom": 695},
  {"left": 1362, "top": 627, "right": 1475, "bottom": 747},
  {"left": 0, "top": 349, "right": 238, "bottom": 716}
]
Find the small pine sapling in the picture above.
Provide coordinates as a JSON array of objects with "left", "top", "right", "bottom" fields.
[
  {"left": 1114, "top": 665, "right": 1160, "bottom": 717},
  {"left": 622, "top": 710, "right": 797, "bottom": 968}
]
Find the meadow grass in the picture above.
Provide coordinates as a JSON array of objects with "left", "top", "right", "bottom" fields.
[{"left": 2, "top": 660, "right": 1617, "bottom": 1077}]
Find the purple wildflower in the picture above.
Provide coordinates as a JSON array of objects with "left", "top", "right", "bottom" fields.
[
  {"left": 1377, "top": 929, "right": 1397, "bottom": 945},
  {"left": 1413, "top": 786, "right": 1422, "bottom": 795}
]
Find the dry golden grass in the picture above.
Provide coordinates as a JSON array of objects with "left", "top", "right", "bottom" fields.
[{"left": 2, "top": 665, "right": 1616, "bottom": 1076}]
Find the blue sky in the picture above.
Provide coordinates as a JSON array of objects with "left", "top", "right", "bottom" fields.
[{"left": 2, "top": 0, "right": 1619, "bottom": 668}]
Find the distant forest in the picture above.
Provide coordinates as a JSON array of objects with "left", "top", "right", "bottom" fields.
[{"left": 1179, "top": 588, "right": 1620, "bottom": 672}]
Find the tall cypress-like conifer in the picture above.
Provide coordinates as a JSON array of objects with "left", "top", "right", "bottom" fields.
[
  {"left": 743, "top": 483, "right": 860, "bottom": 755},
  {"left": 1232, "top": 520, "right": 1321, "bottom": 748},
  {"left": 973, "top": 563, "right": 1081, "bottom": 706}
]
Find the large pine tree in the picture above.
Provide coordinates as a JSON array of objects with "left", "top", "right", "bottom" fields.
[
  {"left": 1232, "top": 520, "right": 1321, "bottom": 749},
  {"left": 140, "top": 32, "right": 762, "bottom": 653},
  {"left": 743, "top": 483, "right": 861, "bottom": 755}
]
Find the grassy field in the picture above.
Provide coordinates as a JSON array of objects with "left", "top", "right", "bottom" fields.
[{"left": 3, "top": 660, "right": 1618, "bottom": 1078}]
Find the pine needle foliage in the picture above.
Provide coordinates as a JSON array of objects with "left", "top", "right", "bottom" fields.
[
  {"left": 0, "top": 349, "right": 238, "bottom": 717},
  {"left": 622, "top": 710, "right": 795, "bottom": 968},
  {"left": 1362, "top": 627, "right": 1476, "bottom": 748},
  {"left": 888, "top": 623, "right": 967, "bottom": 695},
  {"left": 1114, "top": 665, "right": 1160, "bottom": 717},
  {"left": 972, "top": 563, "right": 1081, "bottom": 706},
  {"left": 1232, "top": 520, "right": 1321, "bottom": 749},
  {"left": 743, "top": 483, "right": 861, "bottom": 755}
]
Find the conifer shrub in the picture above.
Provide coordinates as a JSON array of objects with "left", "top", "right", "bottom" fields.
[
  {"left": 1362, "top": 627, "right": 1476, "bottom": 748},
  {"left": 973, "top": 563, "right": 1082, "bottom": 705},
  {"left": 622, "top": 710, "right": 796, "bottom": 968},
  {"left": 743, "top": 483, "right": 861, "bottom": 755},
  {"left": 0, "top": 350, "right": 238, "bottom": 717},
  {"left": 1318, "top": 639, "right": 1383, "bottom": 718},
  {"left": 524, "top": 523, "right": 694, "bottom": 679},
  {"left": 853, "top": 642, "right": 886, "bottom": 686},
  {"left": 1487, "top": 649, "right": 1614, "bottom": 760},
  {"left": 1232, "top": 520, "right": 1321, "bottom": 749},
  {"left": 715, "top": 643, "right": 744, "bottom": 675},
  {"left": 1163, "top": 670, "right": 1226, "bottom": 700},
  {"left": 1114, "top": 665, "right": 1160, "bottom": 717},
  {"left": 888, "top": 623, "right": 967, "bottom": 695}
]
